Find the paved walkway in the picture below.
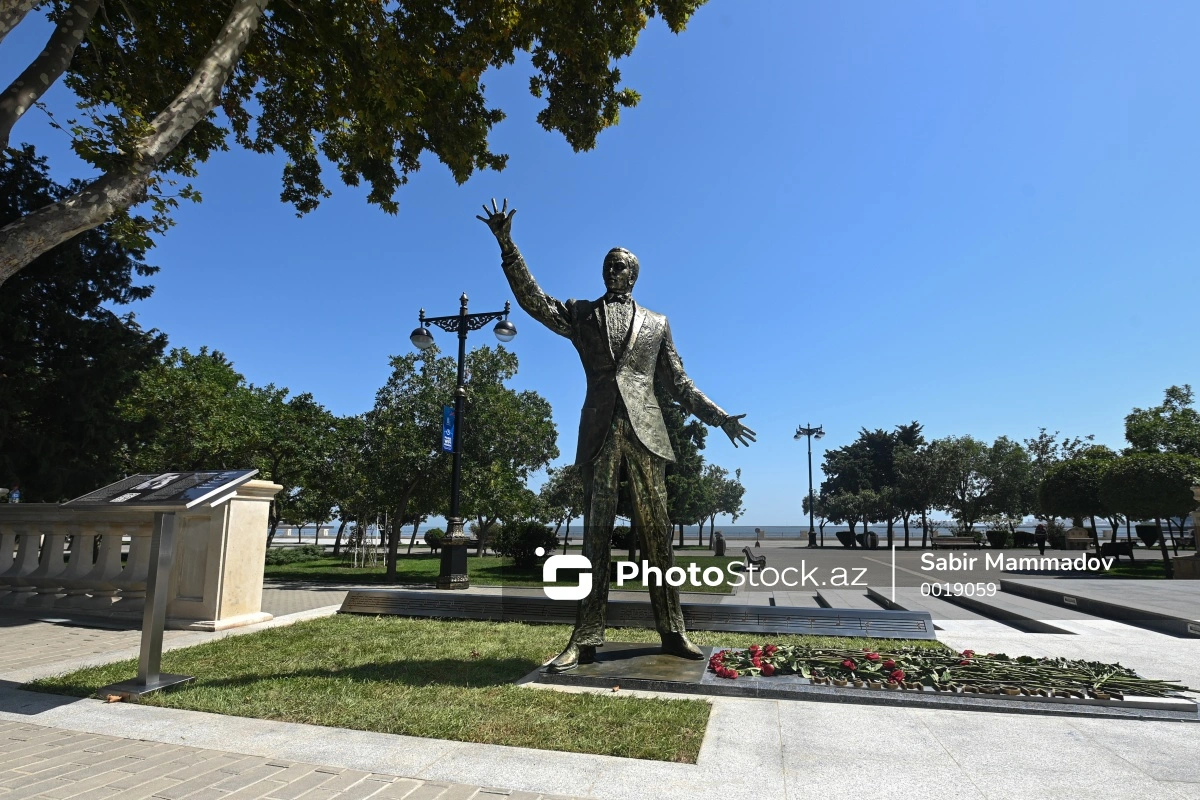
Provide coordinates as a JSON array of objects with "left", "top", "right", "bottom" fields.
[
  {"left": 0, "top": 721, "right": 555, "bottom": 800},
  {"left": 1, "top": 585, "right": 1199, "bottom": 799}
]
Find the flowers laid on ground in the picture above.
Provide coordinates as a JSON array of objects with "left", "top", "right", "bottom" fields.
[{"left": 706, "top": 646, "right": 1189, "bottom": 700}]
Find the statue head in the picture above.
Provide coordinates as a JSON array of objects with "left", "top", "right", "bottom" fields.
[{"left": 602, "top": 248, "right": 639, "bottom": 294}]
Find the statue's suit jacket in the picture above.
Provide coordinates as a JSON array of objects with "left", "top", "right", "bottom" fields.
[{"left": 502, "top": 245, "right": 729, "bottom": 466}]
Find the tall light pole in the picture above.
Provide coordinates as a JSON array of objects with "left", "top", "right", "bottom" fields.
[
  {"left": 794, "top": 424, "right": 824, "bottom": 548},
  {"left": 410, "top": 293, "right": 516, "bottom": 589}
]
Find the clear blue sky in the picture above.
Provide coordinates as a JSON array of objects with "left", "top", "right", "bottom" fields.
[{"left": 5, "top": 2, "right": 1198, "bottom": 524}]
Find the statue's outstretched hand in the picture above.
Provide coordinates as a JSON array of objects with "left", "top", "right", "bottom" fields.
[
  {"left": 722, "top": 414, "right": 756, "bottom": 448},
  {"left": 476, "top": 197, "right": 516, "bottom": 241}
]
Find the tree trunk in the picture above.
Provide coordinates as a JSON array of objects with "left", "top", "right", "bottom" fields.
[
  {"left": 0, "top": 0, "right": 101, "bottom": 151},
  {"left": 0, "top": 1, "right": 41, "bottom": 47},
  {"left": 886, "top": 517, "right": 894, "bottom": 548},
  {"left": 267, "top": 508, "right": 280, "bottom": 546},
  {"left": 1165, "top": 517, "right": 1179, "bottom": 555},
  {"left": 920, "top": 509, "right": 928, "bottom": 549},
  {"left": 0, "top": 0, "right": 270, "bottom": 287},
  {"left": 902, "top": 514, "right": 910, "bottom": 548},
  {"left": 1155, "top": 516, "right": 1173, "bottom": 578},
  {"left": 562, "top": 517, "right": 571, "bottom": 554},
  {"left": 405, "top": 518, "right": 419, "bottom": 555},
  {"left": 386, "top": 482, "right": 417, "bottom": 581},
  {"left": 1089, "top": 515, "right": 1100, "bottom": 547},
  {"left": 677, "top": 523, "right": 684, "bottom": 548},
  {"left": 332, "top": 518, "right": 347, "bottom": 556}
]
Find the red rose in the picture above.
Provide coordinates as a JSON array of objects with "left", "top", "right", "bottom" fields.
[
  {"left": 761, "top": 664, "right": 776, "bottom": 676},
  {"left": 959, "top": 659, "right": 970, "bottom": 666},
  {"left": 842, "top": 659, "right": 857, "bottom": 670},
  {"left": 882, "top": 659, "right": 896, "bottom": 670},
  {"left": 765, "top": 644, "right": 778, "bottom": 656},
  {"left": 962, "top": 649, "right": 975, "bottom": 657},
  {"left": 890, "top": 669, "right": 906, "bottom": 682},
  {"left": 864, "top": 652, "right": 881, "bottom": 661}
]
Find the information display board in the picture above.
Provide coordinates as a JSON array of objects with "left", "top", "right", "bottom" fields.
[{"left": 63, "top": 470, "right": 258, "bottom": 510}]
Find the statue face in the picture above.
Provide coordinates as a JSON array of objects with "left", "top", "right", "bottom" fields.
[{"left": 603, "top": 249, "right": 639, "bottom": 293}]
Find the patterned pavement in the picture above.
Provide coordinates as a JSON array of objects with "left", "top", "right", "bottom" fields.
[{"left": 0, "top": 721, "right": 577, "bottom": 800}]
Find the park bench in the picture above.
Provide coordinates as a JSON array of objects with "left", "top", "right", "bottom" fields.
[
  {"left": 1099, "top": 541, "right": 1135, "bottom": 562},
  {"left": 930, "top": 536, "right": 980, "bottom": 550},
  {"left": 1063, "top": 529, "right": 1093, "bottom": 550},
  {"left": 741, "top": 546, "right": 766, "bottom": 572}
]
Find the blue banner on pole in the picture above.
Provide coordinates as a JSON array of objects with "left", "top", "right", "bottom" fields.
[{"left": 441, "top": 406, "right": 455, "bottom": 453}]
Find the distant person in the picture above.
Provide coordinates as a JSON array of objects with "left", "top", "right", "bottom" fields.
[{"left": 1034, "top": 523, "right": 1047, "bottom": 555}]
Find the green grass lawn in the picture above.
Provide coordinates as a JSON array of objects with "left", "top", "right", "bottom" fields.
[
  {"left": 26, "top": 616, "right": 944, "bottom": 762},
  {"left": 1097, "top": 558, "right": 1170, "bottom": 579},
  {"left": 264, "top": 552, "right": 740, "bottom": 593}
]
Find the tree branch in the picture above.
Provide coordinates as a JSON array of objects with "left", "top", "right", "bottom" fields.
[
  {"left": 0, "top": 0, "right": 101, "bottom": 151},
  {"left": 0, "top": 0, "right": 41, "bottom": 47},
  {"left": 0, "top": 0, "right": 270, "bottom": 288}
]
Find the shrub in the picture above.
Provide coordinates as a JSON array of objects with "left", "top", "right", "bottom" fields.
[
  {"left": 611, "top": 525, "right": 632, "bottom": 549},
  {"left": 492, "top": 521, "right": 558, "bottom": 568},
  {"left": 423, "top": 528, "right": 445, "bottom": 549},
  {"left": 264, "top": 544, "right": 325, "bottom": 566},
  {"left": 1045, "top": 519, "right": 1066, "bottom": 549}
]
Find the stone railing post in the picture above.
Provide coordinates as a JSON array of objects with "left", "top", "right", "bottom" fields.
[
  {"left": 0, "top": 524, "right": 47, "bottom": 606},
  {"left": 111, "top": 519, "right": 154, "bottom": 614},
  {"left": 57, "top": 520, "right": 99, "bottom": 608},
  {"left": 166, "top": 479, "right": 282, "bottom": 630},
  {"left": 77, "top": 521, "right": 128, "bottom": 609}
]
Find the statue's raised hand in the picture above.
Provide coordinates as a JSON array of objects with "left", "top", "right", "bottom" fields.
[
  {"left": 476, "top": 197, "right": 516, "bottom": 241},
  {"left": 722, "top": 414, "right": 756, "bottom": 448}
]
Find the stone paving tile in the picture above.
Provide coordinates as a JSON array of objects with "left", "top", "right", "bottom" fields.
[{"left": 0, "top": 723, "right": 593, "bottom": 800}]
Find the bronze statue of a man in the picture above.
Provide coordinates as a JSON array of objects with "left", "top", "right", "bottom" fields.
[{"left": 479, "top": 199, "right": 755, "bottom": 672}]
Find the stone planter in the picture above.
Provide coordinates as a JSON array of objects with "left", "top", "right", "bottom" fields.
[
  {"left": 1135, "top": 525, "right": 1160, "bottom": 548},
  {"left": 985, "top": 531, "right": 1008, "bottom": 549},
  {"left": 835, "top": 530, "right": 855, "bottom": 548}
]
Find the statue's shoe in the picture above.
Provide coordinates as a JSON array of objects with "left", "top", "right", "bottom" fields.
[
  {"left": 544, "top": 643, "right": 597, "bottom": 673},
  {"left": 660, "top": 632, "right": 704, "bottom": 660}
]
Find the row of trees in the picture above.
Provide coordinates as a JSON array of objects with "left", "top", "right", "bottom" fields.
[{"left": 807, "top": 387, "right": 1200, "bottom": 571}]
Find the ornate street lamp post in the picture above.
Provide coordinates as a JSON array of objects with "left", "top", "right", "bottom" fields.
[
  {"left": 794, "top": 423, "right": 824, "bottom": 548},
  {"left": 410, "top": 293, "right": 516, "bottom": 589}
]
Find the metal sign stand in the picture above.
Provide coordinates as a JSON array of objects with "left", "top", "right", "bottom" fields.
[
  {"left": 98, "top": 512, "right": 195, "bottom": 699},
  {"left": 62, "top": 469, "right": 259, "bottom": 701}
]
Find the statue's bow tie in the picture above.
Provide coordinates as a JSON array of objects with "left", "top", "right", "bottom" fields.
[{"left": 604, "top": 292, "right": 632, "bottom": 304}]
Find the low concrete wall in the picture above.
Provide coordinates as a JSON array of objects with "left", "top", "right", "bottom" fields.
[{"left": 0, "top": 479, "right": 282, "bottom": 629}]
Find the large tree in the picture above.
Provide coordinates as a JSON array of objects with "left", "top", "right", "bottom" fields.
[
  {"left": 894, "top": 441, "right": 950, "bottom": 548},
  {"left": 539, "top": 464, "right": 585, "bottom": 553},
  {"left": 696, "top": 464, "right": 745, "bottom": 545},
  {"left": 363, "top": 343, "right": 556, "bottom": 579},
  {"left": 458, "top": 347, "right": 558, "bottom": 554},
  {"left": 0, "top": 0, "right": 707, "bottom": 286},
  {"left": 119, "top": 346, "right": 261, "bottom": 472},
  {"left": 251, "top": 388, "right": 336, "bottom": 543},
  {"left": 0, "top": 145, "right": 164, "bottom": 501},
  {"left": 1099, "top": 453, "right": 1200, "bottom": 578},
  {"left": 1125, "top": 385, "right": 1200, "bottom": 459},
  {"left": 1039, "top": 448, "right": 1118, "bottom": 544}
]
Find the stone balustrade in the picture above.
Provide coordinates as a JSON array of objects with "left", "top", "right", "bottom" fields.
[{"left": 0, "top": 479, "right": 282, "bottom": 629}]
